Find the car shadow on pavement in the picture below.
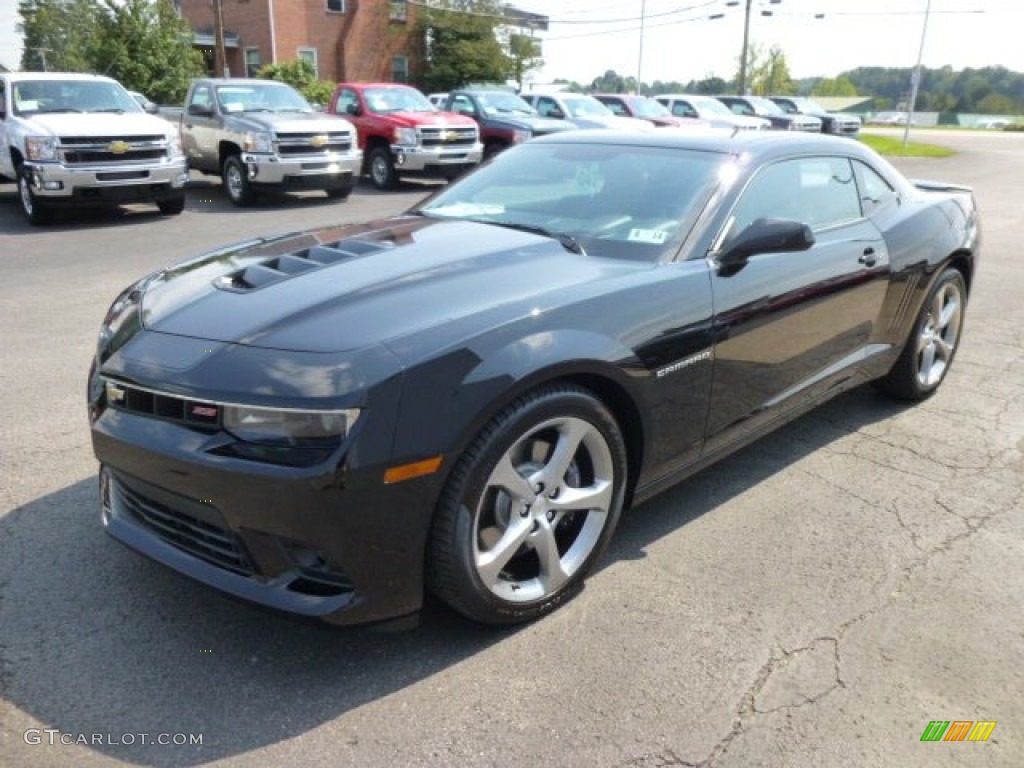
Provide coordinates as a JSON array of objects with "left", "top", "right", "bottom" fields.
[{"left": 0, "top": 386, "right": 906, "bottom": 766}]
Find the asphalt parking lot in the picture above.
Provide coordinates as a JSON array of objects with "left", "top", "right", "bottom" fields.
[{"left": 1, "top": 130, "right": 1022, "bottom": 767}]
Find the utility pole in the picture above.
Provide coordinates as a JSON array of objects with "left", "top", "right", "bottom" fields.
[
  {"left": 213, "top": 0, "right": 229, "bottom": 77},
  {"left": 902, "top": 0, "right": 932, "bottom": 147},
  {"left": 738, "top": 0, "right": 752, "bottom": 95},
  {"left": 636, "top": 0, "right": 647, "bottom": 95}
]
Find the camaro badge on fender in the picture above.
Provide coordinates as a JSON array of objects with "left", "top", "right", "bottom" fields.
[{"left": 656, "top": 348, "right": 713, "bottom": 378}]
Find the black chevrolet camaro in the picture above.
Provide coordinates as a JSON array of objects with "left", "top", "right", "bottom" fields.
[{"left": 88, "top": 131, "right": 979, "bottom": 626}]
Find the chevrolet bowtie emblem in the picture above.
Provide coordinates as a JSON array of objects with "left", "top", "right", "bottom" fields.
[
  {"left": 108, "top": 140, "right": 131, "bottom": 154},
  {"left": 310, "top": 134, "right": 328, "bottom": 147}
]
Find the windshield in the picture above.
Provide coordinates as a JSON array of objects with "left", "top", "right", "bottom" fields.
[
  {"left": 216, "top": 83, "right": 312, "bottom": 113},
  {"left": 691, "top": 97, "right": 732, "bottom": 117},
  {"left": 747, "top": 96, "right": 784, "bottom": 115},
  {"left": 416, "top": 141, "right": 725, "bottom": 261},
  {"left": 630, "top": 98, "right": 671, "bottom": 118},
  {"left": 12, "top": 79, "right": 142, "bottom": 116},
  {"left": 563, "top": 96, "right": 614, "bottom": 118},
  {"left": 365, "top": 86, "right": 435, "bottom": 114},
  {"left": 477, "top": 91, "right": 537, "bottom": 116},
  {"left": 798, "top": 97, "right": 827, "bottom": 114}
]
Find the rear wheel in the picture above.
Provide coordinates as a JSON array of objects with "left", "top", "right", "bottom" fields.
[
  {"left": 879, "top": 267, "right": 966, "bottom": 400},
  {"left": 429, "top": 385, "right": 627, "bottom": 625},
  {"left": 18, "top": 168, "right": 52, "bottom": 225},
  {"left": 157, "top": 194, "right": 186, "bottom": 215},
  {"left": 368, "top": 147, "right": 398, "bottom": 190},
  {"left": 222, "top": 155, "right": 256, "bottom": 206}
]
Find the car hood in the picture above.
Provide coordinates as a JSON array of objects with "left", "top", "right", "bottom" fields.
[
  {"left": 23, "top": 112, "right": 175, "bottom": 137},
  {"left": 372, "top": 111, "right": 477, "bottom": 129},
  {"left": 570, "top": 115, "right": 652, "bottom": 130},
  {"left": 489, "top": 114, "right": 575, "bottom": 133},
  {"left": 224, "top": 112, "right": 354, "bottom": 133},
  {"left": 138, "top": 218, "right": 638, "bottom": 354}
]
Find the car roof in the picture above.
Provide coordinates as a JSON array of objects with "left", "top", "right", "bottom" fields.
[
  {"left": 200, "top": 78, "right": 293, "bottom": 86},
  {"left": 6, "top": 72, "right": 117, "bottom": 83}
]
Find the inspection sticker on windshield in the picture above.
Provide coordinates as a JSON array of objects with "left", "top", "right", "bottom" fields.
[{"left": 628, "top": 228, "right": 668, "bottom": 244}]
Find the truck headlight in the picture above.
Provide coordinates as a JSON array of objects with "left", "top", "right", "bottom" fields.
[
  {"left": 223, "top": 405, "right": 361, "bottom": 445},
  {"left": 511, "top": 129, "right": 532, "bottom": 144},
  {"left": 26, "top": 136, "right": 59, "bottom": 162},
  {"left": 167, "top": 131, "right": 184, "bottom": 157},
  {"left": 243, "top": 131, "right": 274, "bottom": 154},
  {"left": 393, "top": 127, "right": 418, "bottom": 146}
]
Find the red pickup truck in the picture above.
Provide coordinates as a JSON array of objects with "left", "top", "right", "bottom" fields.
[{"left": 328, "top": 83, "right": 483, "bottom": 190}]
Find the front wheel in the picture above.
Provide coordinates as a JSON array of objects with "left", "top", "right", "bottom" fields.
[
  {"left": 325, "top": 182, "right": 354, "bottom": 200},
  {"left": 157, "top": 194, "right": 186, "bottom": 215},
  {"left": 368, "top": 147, "right": 398, "bottom": 190},
  {"left": 879, "top": 267, "right": 967, "bottom": 400},
  {"left": 428, "top": 385, "right": 628, "bottom": 625},
  {"left": 18, "top": 169, "right": 52, "bottom": 225},
  {"left": 222, "top": 155, "right": 256, "bottom": 206}
]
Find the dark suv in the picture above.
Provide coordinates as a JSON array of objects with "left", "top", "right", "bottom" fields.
[
  {"left": 769, "top": 96, "right": 861, "bottom": 137},
  {"left": 715, "top": 95, "right": 822, "bottom": 132},
  {"left": 444, "top": 89, "right": 575, "bottom": 158}
]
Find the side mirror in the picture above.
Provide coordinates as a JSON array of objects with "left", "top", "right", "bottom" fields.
[
  {"left": 187, "top": 104, "right": 213, "bottom": 117},
  {"left": 143, "top": 101, "right": 159, "bottom": 114},
  {"left": 345, "top": 103, "right": 362, "bottom": 117},
  {"left": 717, "top": 218, "right": 815, "bottom": 268},
  {"left": 549, "top": 107, "right": 565, "bottom": 119}
]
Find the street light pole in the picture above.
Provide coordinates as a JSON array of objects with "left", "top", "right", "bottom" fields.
[
  {"left": 738, "top": 0, "right": 752, "bottom": 94},
  {"left": 902, "top": 0, "right": 932, "bottom": 147},
  {"left": 636, "top": 0, "right": 647, "bottom": 95},
  {"left": 213, "top": 0, "right": 229, "bottom": 77}
]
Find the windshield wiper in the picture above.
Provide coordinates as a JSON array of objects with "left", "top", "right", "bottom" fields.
[
  {"left": 481, "top": 219, "right": 584, "bottom": 255},
  {"left": 240, "top": 107, "right": 274, "bottom": 113},
  {"left": 36, "top": 108, "right": 83, "bottom": 113},
  {"left": 94, "top": 108, "right": 126, "bottom": 113}
]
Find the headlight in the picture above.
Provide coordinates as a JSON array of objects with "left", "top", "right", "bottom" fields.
[
  {"left": 511, "top": 129, "right": 532, "bottom": 144},
  {"left": 223, "top": 405, "right": 360, "bottom": 445},
  {"left": 97, "top": 284, "right": 144, "bottom": 363},
  {"left": 26, "top": 136, "right": 59, "bottom": 162},
  {"left": 393, "top": 127, "right": 418, "bottom": 146},
  {"left": 243, "top": 131, "right": 274, "bottom": 153},
  {"left": 167, "top": 131, "right": 184, "bottom": 157}
]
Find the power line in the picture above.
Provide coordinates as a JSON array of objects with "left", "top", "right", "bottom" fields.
[{"left": 406, "top": 0, "right": 720, "bottom": 25}]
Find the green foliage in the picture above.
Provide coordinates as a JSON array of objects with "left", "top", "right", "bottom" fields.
[
  {"left": 257, "top": 59, "right": 335, "bottom": 107},
  {"left": 508, "top": 33, "right": 543, "bottom": 92},
  {"left": 591, "top": 69, "right": 637, "bottom": 95},
  {"left": 750, "top": 46, "right": 795, "bottom": 97},
  {"left": 859, "top": 134, "right": 955, "bottom": 158},
  {"left": 18, "top": 0, "right": 99, "bottom": 72},
  {"left": 417, "top": 0, "right": 514, "bottom": 92},
  {"left": 841, "top": 65, "right": 1024, "bottom": 114},
  {"left": 812, "top": 76, "right": 858, "bottom": 98},
  {"left": 92, "top": 0, "right": 204, "bottom": 104},
  {"left": 18, "top": 0, "right": 202, "bottom": 103}
]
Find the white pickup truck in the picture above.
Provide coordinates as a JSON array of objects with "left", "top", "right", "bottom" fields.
[{"left": 0, "top": 72, "right": 189, "bottom": 225}]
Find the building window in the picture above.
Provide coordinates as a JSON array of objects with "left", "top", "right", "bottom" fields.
[
  {"left": 297, "top": 47, "right": 319, "bottom": 78},
  {"left": 390, "top": 0, "right": 407, "bottom": 22},
  {"left": 391, "top": 55, "right": 408, "bottom": 83},
  {"left": 326, "top": 0, "right": 345, "bottom": 12},
  {"left": 245, "top": 48, "right": 262, "bottom": 78}
]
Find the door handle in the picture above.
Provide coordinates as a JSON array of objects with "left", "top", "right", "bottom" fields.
[{"left": 858, "top": 247, "right": 878, "bottom": 267}]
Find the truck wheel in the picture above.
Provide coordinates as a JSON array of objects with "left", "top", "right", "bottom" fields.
[
  {"left": 325, "top": 182, "right": 354, "bottom": 200},
  {"left": 368, "top": 147, "right": 398, "bottom": 190},
  {"left": 157, "top": 194, "right": 186, "bottom": 215},
  {"left": 17, "top": 169, "right": 52, "bottom": 225},
  {"left": 222, "top": 156, "right": 256, "bottom": 206},
  {"left": 484, "top": 140, "right": 506, "bottom": 160}
]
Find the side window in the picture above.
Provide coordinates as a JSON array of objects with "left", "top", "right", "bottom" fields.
[
  {"left": 730, "top": 101, "right": 753, "bottom": 116},
  {"left": 451, "top": 94, "right": 475, "bottom": 115},
  {"left": 674, "top": 101, "right": 698, "bottom": 118},
  {"left": 853, "top": 160, "right": 899, "bottom": 217},
  {"left": 536, "top": 97, "right": 561, "bottom": 118},
  {"left": 728, "top": 156, "right": 862, "bottom": 237},
  {"left": 189, "top": 85, "right": 211, "bottom": 110},
  {"left": 0, "top": 80, "right": 5, "bottom": 118},
  {"left": 605, "top": 100, "right": 626, "bottom": 116},
  {"left": 336, "top": 87, "right": 359, "bottom": 115}
]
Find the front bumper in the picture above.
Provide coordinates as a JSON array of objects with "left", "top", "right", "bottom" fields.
[
  {"left": 242, "top": 151, "right": 362, "bottom": 188},
  {"left": 390, "top": 143, "right": 483, "bottom": 173},
  {"left": 25, "top": 156, "right": 189, "bottom": 202}
]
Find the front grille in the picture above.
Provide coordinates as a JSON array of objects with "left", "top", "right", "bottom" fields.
[
  {"left": 419, "top": 126, "right": 477, "bottom": 148},
  {"left": 105, "top": 380, "right": 221, "bottom": 429},
  {"left": 115, "top": 477, "right": 254, "bottom": 576},
  {"left": 59, "top": 135, "right": 169, "bottom": 165},
  {"left": 275, "top": 132, "right": 353, "bottom": 156}
]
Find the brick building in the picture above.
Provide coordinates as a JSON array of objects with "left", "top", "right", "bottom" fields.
[{"left": 177, "top": 0, "right": 419, "bottom": 83}]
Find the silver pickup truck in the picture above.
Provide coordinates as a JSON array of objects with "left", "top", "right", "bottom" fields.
[
  {"left": 0, "top": 72, "right": 188, "bottom": 225},
  {"left": 181, "top": 78, "right": 361, "bottom": 206}
]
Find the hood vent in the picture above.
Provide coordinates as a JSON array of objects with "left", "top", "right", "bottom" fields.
[{"left": 215, "top": 238, "right": 393, "bottom": 293}]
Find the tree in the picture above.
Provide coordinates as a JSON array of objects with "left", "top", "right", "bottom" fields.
[
  {"left": 18, "top": 0, "right": 100, "bottom": 73},
  {"left": 91, "top": 0, "right": 204, "bottom": 103},
  {"left": 417, "top": 0, "right": 513, "bottom": 92},
  {"left": 812, "top": 76, "right": 858, "bottom": 97},
  {"left": 750, "top": 46, "right": 794, "bottom": 97},
  {"left": 258, "top": 59, "right": 335, "bottom": 107},
  {"left": 508, "top": 34, "right": 543, "bottom": 92}
]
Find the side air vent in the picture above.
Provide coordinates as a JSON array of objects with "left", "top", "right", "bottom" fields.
[{"left": 214, "top": 238, "right": 393, "bottom": 293}]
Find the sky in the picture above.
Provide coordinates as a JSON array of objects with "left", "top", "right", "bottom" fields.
[
  {"left": 510, "top": 0, "right": 1024, "bottom": 87},
  {"left": 1, "top": 0, "right": 1022, "bottom": 82}
]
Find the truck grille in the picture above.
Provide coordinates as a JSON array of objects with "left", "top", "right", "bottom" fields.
[
  {"left": 59, "top": 135, "right": 169, "bottom": 165},
  {"left": 419, "top": 126, "right": 478, "bottom": 148},
  {"left": 114, "top": 475, "right": 254, "bottom": 576},
  {"left": 275, "top": 132, "right": 353, "bottom": 156}
]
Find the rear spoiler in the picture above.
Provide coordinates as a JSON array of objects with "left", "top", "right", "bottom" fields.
[{"left": 911, "top": 179, "right": 974, "bottom": 194}]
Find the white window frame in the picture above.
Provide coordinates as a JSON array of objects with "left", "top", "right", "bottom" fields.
[
  {"left": 297, "top": 47, "right": 319, "bottom": 78},
  {"left": 244, "top": 47, "right": 262, "bottom": 78},
  {"left": 326, "top": 0, "right": 345, "bottom": 13}
]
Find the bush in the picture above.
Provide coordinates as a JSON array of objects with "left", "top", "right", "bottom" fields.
[{"left": 257, "top": 59, "right": 335, "bottom": 107}]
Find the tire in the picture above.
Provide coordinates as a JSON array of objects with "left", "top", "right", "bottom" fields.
[
  {"left": 368, "top": 147, "right": 398, "bottom": 190},
  {"left": 483, "top": 141, "right": 506, "bottom": 160},
  {"left": 428, "top": 385, "right": 628, "bottom": 625},
  {"left": 879, "top": 267, "right": 967, "bottom": 400},
  {"left": 17, "top": 168, "right": 52, "bottom": 225},
  {"left": 157, "top": 194, "right": 186, "bottom": 215},
  {"left": 325, "top": 182, "right": 354, "bottom": 200},
  {"left": 222, "top": 155, "right": 256, "bottom": 206}
]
